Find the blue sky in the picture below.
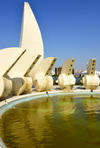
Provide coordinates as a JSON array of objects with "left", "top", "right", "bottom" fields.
[{"left": 0, "top": 0, "right": 100, "bottom": 70}]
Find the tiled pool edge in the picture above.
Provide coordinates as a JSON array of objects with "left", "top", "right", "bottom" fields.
[{"left": 0, "top": 89, "right": 100, "bottom": 116}]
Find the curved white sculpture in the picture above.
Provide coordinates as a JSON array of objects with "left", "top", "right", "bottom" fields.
[
  {"left": 0, "top": 2, "right": 57, "bottom": 97},
  {"left": 58, "top": 59, "right": 76, "bottom": 90},
  {"left": 7, "top": 50, "right": 41, "bottom": 95},
  {"left": 10, "top": 76, "right": 33, "bottom": 95},
  {"left": 33, "top": 57, "right": 57, "bottom": 92},
  {"left": 20, "top": 2, "right": 44, "bottom": 79},
  {"left": 0, "top": 47, "right": 26, "bottom": 98},
  {"left": 20, "top": 2, "right": 57, "bottom": 92},
  {"left": 82, "top": 59, "right": 100, "bottom": 90},
  {"left": 0, "top": 76, "right": 12, "bottom": 98}
]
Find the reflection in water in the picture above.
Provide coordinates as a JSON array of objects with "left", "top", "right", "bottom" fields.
[
  {"left": 0, "top": 96, "right": 100, "bottom": 148},
  {"left": 58, "top": 96, "right": 76, "bottom": 116},
  {"left": 83, "top": 97, "right": 100, "bottom": 114},
  {"left": 82, "top": 97, "right": 100, "bottom": 145},
  {"left": 27, "top": 98, "right": 54, "bottom": 147}
]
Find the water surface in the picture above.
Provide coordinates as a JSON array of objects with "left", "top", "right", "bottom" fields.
[{"left": 0, "top": 96, "right": 100, "bottom": 148}]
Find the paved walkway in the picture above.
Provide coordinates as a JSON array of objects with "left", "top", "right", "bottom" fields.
[{"left": 0, "top": 85, "right": 100, "bottom": 109}]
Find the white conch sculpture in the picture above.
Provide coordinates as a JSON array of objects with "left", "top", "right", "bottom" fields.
[
  {"left": 0, "top": 2, "right": 57, "bottom": 97},
  {"left": 33, "top": 57, "right": 57, "bottom": 92},
  {"left": 20, "top": 2, "right": 44, "bottom": 80},
  {"left": 82, "top": 58, "right": 100, "bottom": 90},
  {"left": 0, "top": 48, "right": 26, "bottom": 98},
  {"left": 7, "top": 50, "right": 41, "bottom": 95},
  {"left": 58, "top": 59, "right": 76, "bottom": 90},
  {"left": 20, "top": 2, "right": 57, "bottom": 92}
]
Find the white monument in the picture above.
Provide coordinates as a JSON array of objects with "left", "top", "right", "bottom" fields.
[
  {"left": 58, "top": 59, "right": 76, "bottom": 90},
  {"left": 0, "top": 2, "right": 57, "bottom": 98},
  {"left": 0, "top": 2, "right": 99, "bottom": 98},
  {"left": 20, "top": 2, "right": 57, "bottom": 92},
  {"left": 82, "top": 58, "right": 100, "bottom": 90},
  {"left": 33, "top": 57, "right": 57, "bottom": 91},
  {"left": 20, "top": 2, "right": 44, "bottom": 78},
  {"left": 7, "top": 51, "right": 41, "bottom": 95},
  {"left": 0, "top": 48, "right": 26, "bottom": 97}
]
